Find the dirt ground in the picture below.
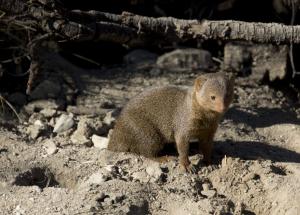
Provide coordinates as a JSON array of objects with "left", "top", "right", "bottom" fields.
[{"left": 0, "top": 49, "right": 300, "bottom": 215}]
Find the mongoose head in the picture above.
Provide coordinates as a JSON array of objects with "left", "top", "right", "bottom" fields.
[{"left": 194, "top": 72, "right": 234, "bottom": 113}]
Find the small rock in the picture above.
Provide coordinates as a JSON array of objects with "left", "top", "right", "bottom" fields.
[
  {"left": 44, "top": 140, "right": 58, "bottom": 155},
  {"left": 124, "top": 49, "right": 157, "bottom": 65},
  {"left": 146, "top": 162, "right": 163, "bottom": 181},
  {"left": 103, "top": 111, "right": 117, "bottom": 127},
  {"left": 40, "top": 108, "right": 57, "bottom": 118},
  {"left": 29, "top": 80, "right": 61, "bottom": 100},
  {"left": 27, "top": 121, "right": 47, "bottom": 139},
  {"left": 92, "top": 135, "right": 109, "bottom": 149},
  {"left": 70, "top": 117, "right": 93, "bottom": 146},
  {"left": 201, "top": 189, "right": 216, "bottom": 198},
  {"left": 53, "top": 113, "right": 74, "bottom": 133},
  {"left": 7, "top": 92, "right": 27, "bottom": 106}
]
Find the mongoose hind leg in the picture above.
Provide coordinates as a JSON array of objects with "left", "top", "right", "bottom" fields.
[{"left": 126, "top": 114, "right": 165, "bottom": 158}]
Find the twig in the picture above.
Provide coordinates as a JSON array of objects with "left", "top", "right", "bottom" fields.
[{"left": 0, "top": 95, "right": 22, "bottom": 123}]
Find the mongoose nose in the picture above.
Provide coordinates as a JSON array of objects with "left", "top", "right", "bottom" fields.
[{"left": 216, "top": 103, "right": 225, "bottom": 112}]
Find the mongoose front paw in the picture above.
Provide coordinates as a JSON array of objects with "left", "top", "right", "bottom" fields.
[{"left": 179, "top": 162, "right": 197, "bottom": 174}]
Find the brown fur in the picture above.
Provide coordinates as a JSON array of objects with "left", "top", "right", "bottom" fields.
[{"left": 108, "top": 72, "right": 234, "bottom": 172}]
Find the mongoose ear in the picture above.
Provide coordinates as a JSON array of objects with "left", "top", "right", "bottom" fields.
[{"left": 194, "top": 76, "right": 207, "bottom": 92}]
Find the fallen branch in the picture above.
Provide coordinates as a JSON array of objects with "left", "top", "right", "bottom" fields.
[
  {"left": 2, "top": 0, "right": 300, "bottom": 93},
  {"left": 2, "top": 1, "right": 300, "bottom": 45}
]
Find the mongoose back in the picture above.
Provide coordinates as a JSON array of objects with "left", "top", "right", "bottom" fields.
[{"left": 108, "top": 72, "right": 234, "bottom": 172}]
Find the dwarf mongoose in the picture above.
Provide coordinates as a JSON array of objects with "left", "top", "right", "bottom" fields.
[{"left": 108, "top": 72, "right": 234, "bottom": 172}]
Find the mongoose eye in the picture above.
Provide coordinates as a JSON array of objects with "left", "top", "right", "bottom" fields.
[{"left": 211, "top": 95, "right": 216, "bottom": 101}]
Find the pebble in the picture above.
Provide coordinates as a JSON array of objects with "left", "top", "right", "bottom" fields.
[
  {"left": 92, "top": 135, "right": 109, "bottom": 149},
  {"left": 44, "top": 140, "right": 58, "bottom": 155},
  {"left": 146, "top": 162, "right": 163, "bottom": 181},
  {"left": 53, "top": 113, "right": 74, "bottom": 133}
]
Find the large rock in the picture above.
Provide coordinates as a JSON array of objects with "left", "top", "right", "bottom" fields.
[
  {"left": 53, "top": 113, "right": 75, "bottom": 133},
  {"left": 157, "top": 48, "right": 213, "bottom": 71}
]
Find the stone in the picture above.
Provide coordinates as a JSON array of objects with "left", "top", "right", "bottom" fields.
[
  {"left": 103, "top": 111, "right": 117, "bottom": 127},
  {"left": 44, "top": 140, "right": 58, "bottom": 155},
  {"left": 156, "top": 48, "right": 213, "bottom": 71},
  {"left": 145, "top": 162, "right": 163, "bottom": 181},
  {"left": 7, "top": 92, "right": 27, "bottom": 106},
  {"left": 27, "top": 123, "right": 45, "bottom": 139},
  {"left": 29, "top": 80, "right": 61, "bottom": 100},
  {"left": 124, "top": 49, "right": 157, "bottom": 65},
  {"left": 53, "top": 114, "right": 74, "bottom": 133},
  {"left": 92, "top": 135, "right": 109, "bottom": 149},
  {"left": 70, "top": 118, "right": 92, "bottom": 146}
]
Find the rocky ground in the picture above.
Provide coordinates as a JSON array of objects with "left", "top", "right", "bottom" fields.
[{"left": 0, "top": 48, "right": 300, "bottom": 215}]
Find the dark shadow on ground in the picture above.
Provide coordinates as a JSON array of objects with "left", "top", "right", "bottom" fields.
[
  {"left": 214, "top": 140, "right": 300, "bottom": 163},
  {"left": 224, "top": 106, "right": 300, "bottom": 128},
  {"left": 160, "top": 140, "right": 300, "bottom": 164}
]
